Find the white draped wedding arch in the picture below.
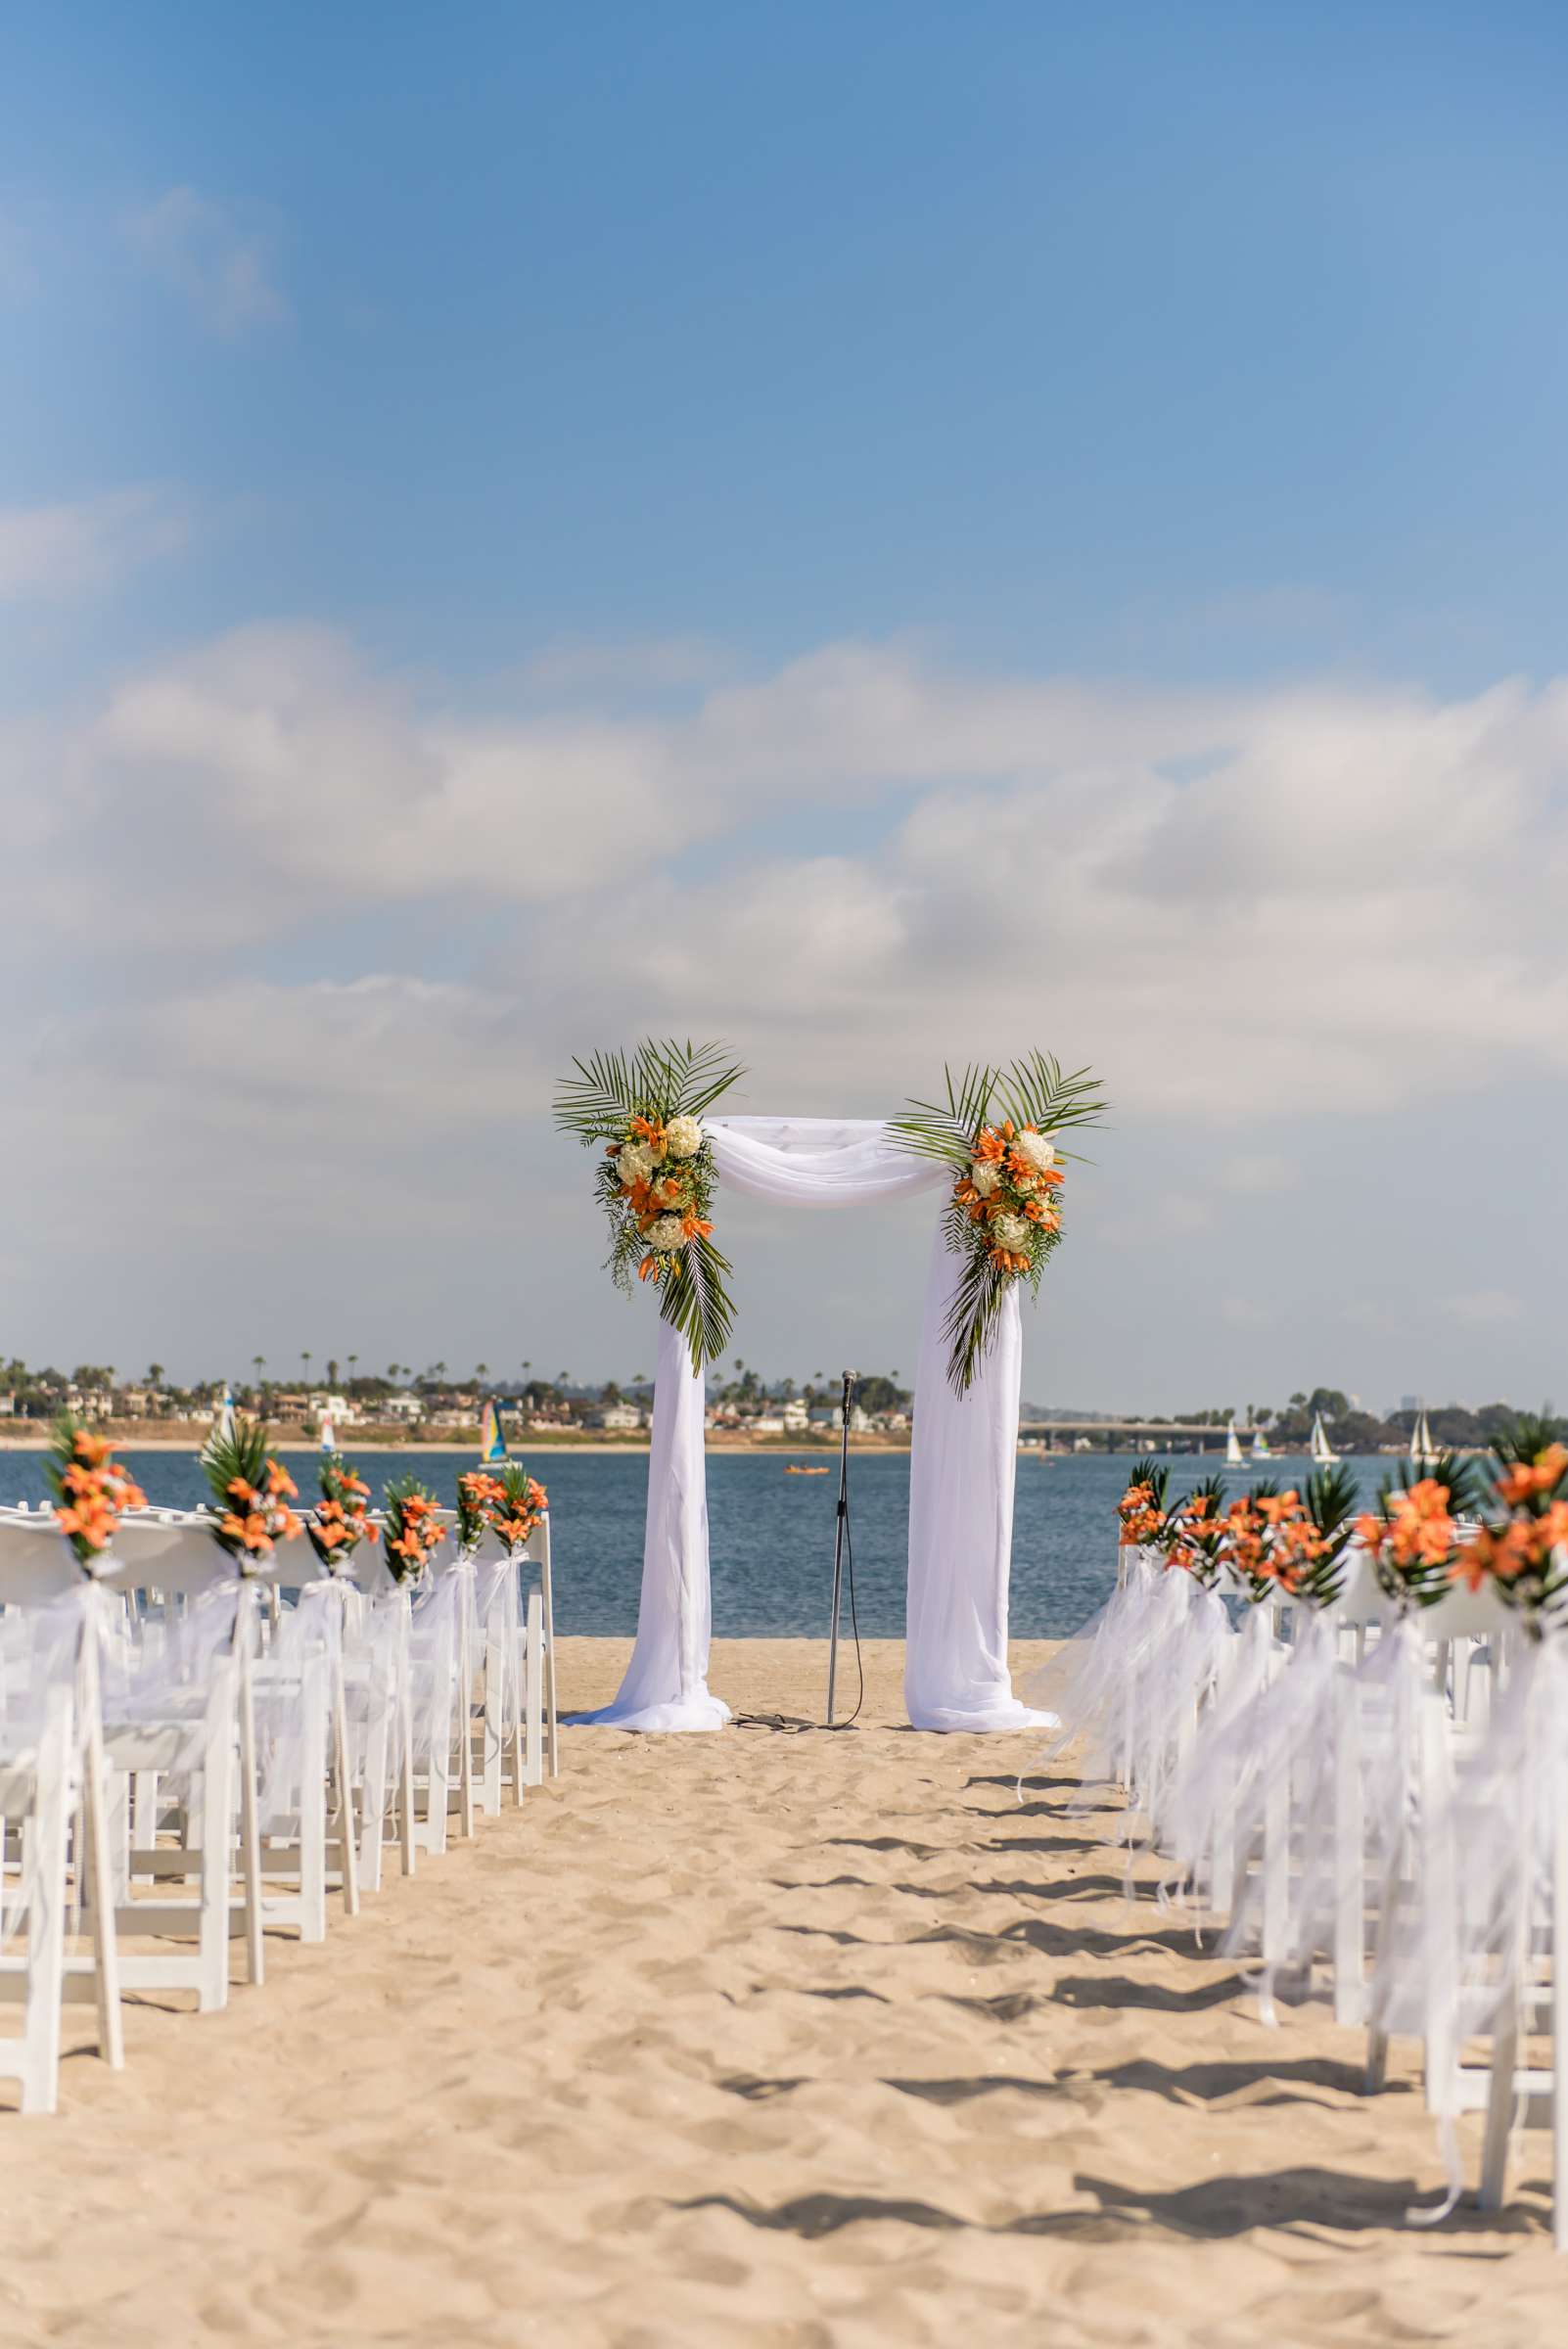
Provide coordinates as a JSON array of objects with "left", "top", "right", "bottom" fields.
[{"left": 580, "top": 1116, "right": 1045, "bottom": 1734}]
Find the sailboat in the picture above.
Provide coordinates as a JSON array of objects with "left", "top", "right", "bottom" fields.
[
  {"left": 318, "top": 1412, "right": 336, "bottom": 1453},
  {"left": 479, "top": 1398, "right": 509, "bottom": 1465},
  {"left": 1251, "top": 1425, "right": 1272, "bottom": 1462},
  {"left": 200, "top": 1383, "right": 238, "bottom": 1465},
  {"left": 1224, "top": 1418, "right": 1247, "bottom": 1469},
  {"left": 1309, "top": 1410, "right": 1340, "bottom": 1467},
  {"left": 1409, "top": 1405, "right": 1438, "bottom": 1471}
]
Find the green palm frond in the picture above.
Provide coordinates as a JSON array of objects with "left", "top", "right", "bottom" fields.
[
  {"left": 659, "top": 1230, "right": 735, "bottom": 1373},
  {"left": 993, "top": 1052, "right": 1106, "bottom": 1151},
  {"left": 555, "top": 1038, "right": 746, "bottom": 1142},
  {"left": 892, "top": 1052, "right": 1106, "bottom": 1395},
  {"left": 553, "top": 1046, "right": 636, "bottom": 1142},
  {"left": 556, "top": 1041, "right": 745, "bottom": 1375},
  {"left": 888, "top": 1062, "right": 999, "bottom": 1165}
]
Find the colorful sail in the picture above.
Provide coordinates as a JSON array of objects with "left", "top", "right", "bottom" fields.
[{"left": 479, "top": 1398, "right": 508, "bottom": 1463}]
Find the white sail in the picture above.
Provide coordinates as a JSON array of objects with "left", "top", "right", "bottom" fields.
[
  {"left": 1224, "top": 1417, "right": 1245, "bottom": 1467},
  {"left": 1410, "top": 1406, "right": 1436, "bottom": 1468},
  {"left": 319, "top": 1412, "right": 336, "bottom": 1453},
  {"left": 1310, "top": 1411, "right": 1339, "bottom": 1466}
]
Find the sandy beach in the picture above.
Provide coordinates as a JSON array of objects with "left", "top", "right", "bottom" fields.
[{"left": 10, "top": 1637, "right": 1560, "bottom": 2346}]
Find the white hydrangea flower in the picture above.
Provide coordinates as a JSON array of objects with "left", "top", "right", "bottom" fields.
[
  {"left": 969, "top": 1159, "right": 1001, "bottom": 1197},
  {"left": 646, "top": 1214, "right": 688, "bottom": 1251},
  {"left": 1012, "top": 1129, "right": 1056, "bottom": 1174},
  {"left": 664, "top": 1114, "right": 703, "bottom": 1160},
  {"left": 990, "top": 1211, "right": 1031, "bottom": 1251},
  {"left": 617, "top": 1141, "right": 655, "bottom": 1187}
]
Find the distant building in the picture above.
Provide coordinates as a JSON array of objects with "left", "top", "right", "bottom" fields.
[
  {"left": 780, "top": 1397, "right": 810, "bottom": 1432},
  {"left": 590, "top": 1402, "right": 644, "bottom": 1431}
]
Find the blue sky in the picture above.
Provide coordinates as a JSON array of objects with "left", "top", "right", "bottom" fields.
[{"left": 2, "top": 4, "right": 1566, "bottom": 1407}]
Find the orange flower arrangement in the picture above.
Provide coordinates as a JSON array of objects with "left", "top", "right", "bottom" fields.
[
  {"left": 1117, "top": 1466, "right": 1170, "bottom": 1547},
  {"left": 45, "top": 1416, "right": 148, "bottom": 1571},
  {"left": 891, "top": 1055, "right": 1103, "bottom": 1395},
  {"left": 201, "top": 1414, "right": 303, "bottom": 1567},
  {"left": 455, "top": 1468, "right": 506, "bottom": 1549},
  {"left": 490, "top": 1463, "right": 548, "bottom": 1550},
  {"left": 383, "top": 1476, "right": 446, "bottom": 1583},
  {"left": 307, "top": 1453, "right": 379, "bottom": 1572},
  {"left": 1447, "top": 1420, "right": 1568, "bottom": 1619},
  {"left": 556, "top": 1039, "right": 744, "bottom": 1374}
]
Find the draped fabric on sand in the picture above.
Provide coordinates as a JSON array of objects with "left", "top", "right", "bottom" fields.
[{"left": 578, "top": 1117, "right": 1046, "bottom": 1733}]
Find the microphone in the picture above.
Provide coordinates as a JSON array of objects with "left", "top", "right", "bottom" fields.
[{"left": 826, "top": 1370, "right": 862, "bottom": 1727}]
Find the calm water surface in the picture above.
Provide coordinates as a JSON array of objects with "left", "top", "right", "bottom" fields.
[{"left": 2, "top": 1450, "right": 1400, "bottom": 1640}]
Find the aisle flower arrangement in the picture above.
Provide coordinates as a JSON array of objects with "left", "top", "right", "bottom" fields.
[
  {"left": 1120, "top": 1465, "right": 1360, "bottom": 1604},
  {"left": 554, "top": 1038, "right": 746, "bottom": 1373},
  {"left": 308, "top": 1453, "right": 379, "bottom": 1572},
  {"left": 1449, "top": 1416, "right": 1568, "bottom": 1622},
  {"left": 201, "top": 1415, "right": 303, "bottom": 1566},
  {"left": 490, "top": 1463, "right": 548, "bottom": 1550},
  {"left": 45, "top": 1415, "right": 148, "bottom": 1571},
  {"left": 1158, "top": 1475, "right": 1229, "bottom": 1583},
  {"left": 455, "top": 1469, "right": 505, "bottom": 1551},
  {"left": 891, "top": 1052, "right": 1104, "bottom": 1394},
  {"left": 1355, "top": 1454, "right": 1480, "bottom": 1608},
  {"left": 384, "top": 1476, "right": 445, "bottom": 1584},
  {"left": 1117, "top": 1465, "right": 1171, "bottom": 1546}
]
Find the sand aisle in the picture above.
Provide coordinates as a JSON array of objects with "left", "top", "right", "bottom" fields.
[{"left": 9, "top": 1638, "right": 1561, "bottom": 2346}]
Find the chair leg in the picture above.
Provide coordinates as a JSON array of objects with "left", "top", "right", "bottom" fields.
[
  {"left": 21, "top": 1699, "right": 72, "bottom": 2115},
  {"left": 197, "top": 1683, "right": 235, "bottom": 2012},
  {"left": 1479, "top": 2009, "right": 1518, "bottom": 2212},
  {"left": 483, "top": 1625, "right": 504, "bottom": 1815},
  {"left": 299, "top": 1672, "right": 329, "bottom": 1942},
  {"left": 238, "top": 1655, "right": 265, "bottom": 1987},
  {"left": 526, "top": 1590, "right": 543, "bottom": 1789},
  {"left": 330, "top": 1662, "right": 360, "bottom": 1919},
  {"left": 81, "top": 1721, "right": 125, "bottom": 2068},
  {"left": 542, "top": 1555, "right": 559, "bottom": 1780}
]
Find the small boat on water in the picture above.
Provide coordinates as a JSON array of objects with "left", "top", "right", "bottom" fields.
[
  {"left": 1251, "top": 1426, "right": 1272, "bottom": 1462},
  {"left": 1409, "top": 1405, "right": 1439, "bottom": 1471},
  {"left": 1224, "top": 1418, "right": 1247, "bottom": 1469},
  {"left": 785, "top": 1463, "right": 829, "bottom": 1476},
  {"left": 1310, "top": 1410, "right": 1340, "bottom": 1467},
  {"left": 318, "top": 1412, "right": 336, "bottom": 1452}
]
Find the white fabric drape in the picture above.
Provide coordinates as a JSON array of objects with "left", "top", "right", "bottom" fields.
[
  {"left": 903, "top": 1220, "right": 1045, "bottom": 1730},
  {"left": 580, "top": 1115, "right": 1040, "bottom": 1735}
]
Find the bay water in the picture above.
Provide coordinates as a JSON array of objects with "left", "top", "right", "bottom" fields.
[{"left": 2, "top": 1449, "right": 1400, "bottom": 1640}]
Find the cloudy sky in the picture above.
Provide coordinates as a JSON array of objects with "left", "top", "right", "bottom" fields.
[{"left": 4, "top": 4, "right": 1566, "bottom": 1412}]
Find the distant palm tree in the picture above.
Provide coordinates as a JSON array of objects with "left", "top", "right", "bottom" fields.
[
  {"left": 433, "top": 1360, "right": 447, "bottom": 1383},
  {"left": 347, "top": 1353, "right": 358, "bottom": 1380},
  {"left": 327, "top": 1359, "right": 340, "bottom": 1387},
  {"left": 558, "top": 1369, "right": 570, "bottom": 1388},
  {"left": 147, "top": 1361, "right": 164, "bottom": 1387},
  {"left": 387, "top": 1362, "right": 400, "bottom": 1383},
  {"left": 301, "top": 1351, "right": 312, "bottom": 1386},
  {"left": 475, "top": 1361, "right": 489, "bottom": 1385}
]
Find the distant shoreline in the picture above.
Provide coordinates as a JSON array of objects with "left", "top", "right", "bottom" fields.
[{"left": 0, "top": 1436, "right": 904, "bottom": 1457}]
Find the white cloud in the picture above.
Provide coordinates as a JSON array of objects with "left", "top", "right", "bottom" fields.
[
  {"left": 1443, "top": 1290, "right": 1525, "bottom": 1327},
  {"left": 123, "top": 187, "right": 288, "bottom": 337},
  {"left": 13, "top": 628, "right": 1567, "bottom": 1130},
  {"left": 0, "top": 486, "right": 191, "bottom": 600},
  {"left": 5, "top": 626, "right": 1568, "bottom": 1396},
  {"left": 1219, "top": 1156, "right": 1299, "bottom": 1196}
]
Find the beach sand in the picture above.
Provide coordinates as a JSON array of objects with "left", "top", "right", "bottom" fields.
[{"left": 9, "top": 1637, "right": 1559, "bottom": 2345}]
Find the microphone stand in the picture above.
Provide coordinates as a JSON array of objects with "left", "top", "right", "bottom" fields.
[{"left": 825, "top": 1369, "right": 856, "bottom": 1726}]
